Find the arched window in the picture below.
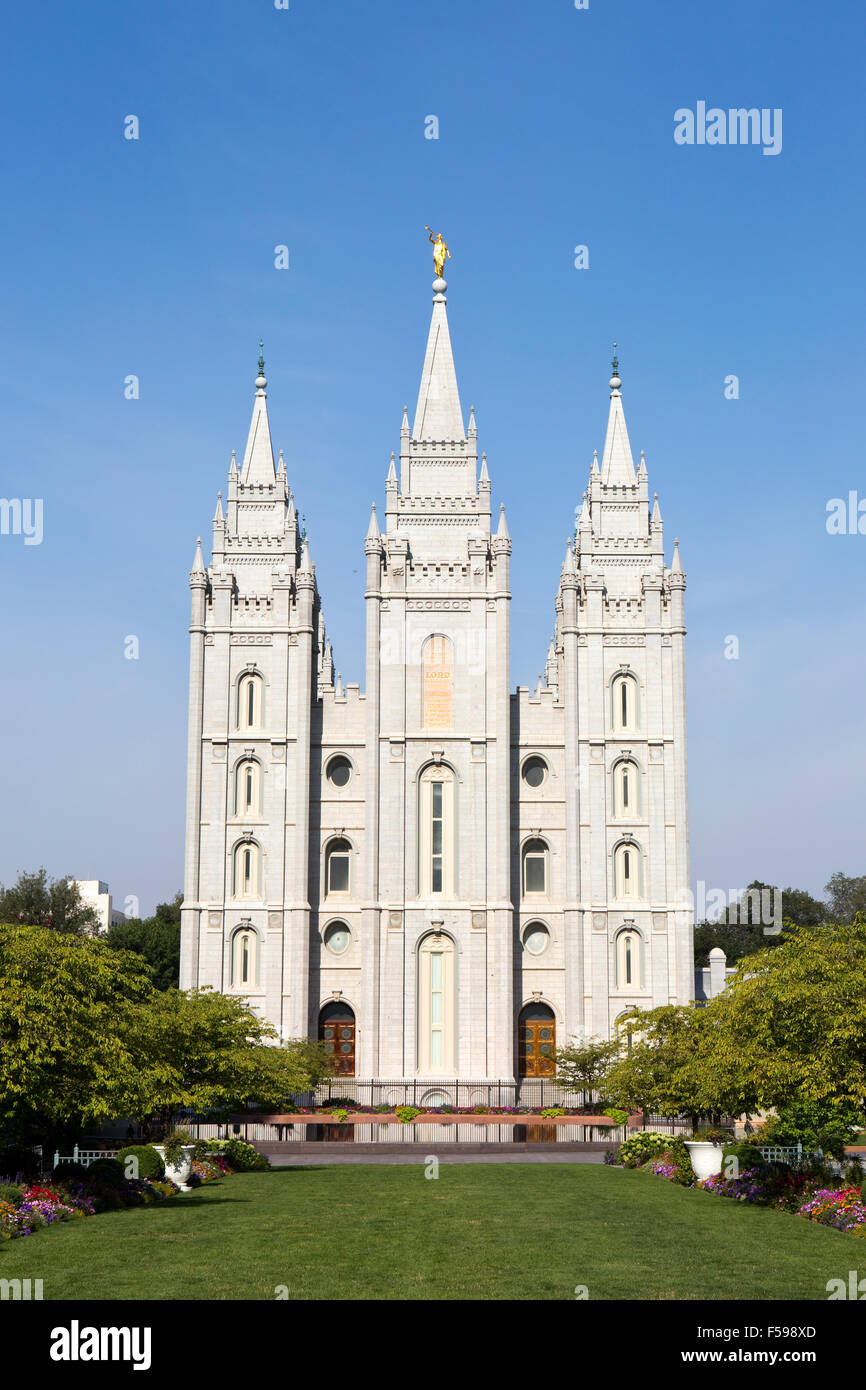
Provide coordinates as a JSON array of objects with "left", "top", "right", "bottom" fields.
[
  {"left": 418, "top": 763, "right": 456, "bottom": 897},
  {"left": 238, "top": 671, "right": 264, "bottom": 731},
  {"left": 518, "top": 1003, "right": 556, "bottom": 1078},
  {"left": 614, "top": 841, "right": 642, "bottom": 900},
  {"left": 231, "top": 925, "right": 259, "bottom": 987},
  {"left": 615, "top": 928, "right": 643, "bottom": 988},
  {"left": 522, "top": 838, "right": 549, "bottom": 895},
  {"left": 325, "top": 838, "right": 352, "bottom": 896},
  {"left": 611, "top": 672, "right": 638, "bottom": 733},
  {"left": 422, "top": 634, "right": 453, "bottom": 730},
  {"left": 233, "top": 840, "right": 261, "bottom": 899},
  {"left": 319, "top": 1001, "right": 356, "bottom": 1076},
  {"left": 418, "top": 933, "right": 456, "bottom": 1073},
  {"left": 235, "top": 758, "right": 262, "bottom": 816},
  {"left": 613, "top": 759, "right": 640, "bottom": 818}
]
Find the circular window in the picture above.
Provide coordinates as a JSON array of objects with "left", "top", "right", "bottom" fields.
[
  {"left": 323, "top": 921, "right": 350, "bottom": 955},
  {"left": 522, "top": 922, "right": 550, "bottom": 956},
  {"left": 522, "top": 755, "right": 547, "bottom": 788},
  {"left": 327, "top": 755, "right": 352, "bottom": 788}
]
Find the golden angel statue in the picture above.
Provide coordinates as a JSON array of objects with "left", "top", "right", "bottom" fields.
[{"left": 425, "top": 226, "right": 451, "bottom": 279}]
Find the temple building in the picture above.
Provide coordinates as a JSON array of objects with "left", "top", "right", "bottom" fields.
[{"left": 179, "top": 260, "right": 691, "bottom": 1102}]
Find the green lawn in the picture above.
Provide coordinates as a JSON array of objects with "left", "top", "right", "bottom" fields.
[{"left": 0, "top": 1165, "right": 855, "bottom": 1300}]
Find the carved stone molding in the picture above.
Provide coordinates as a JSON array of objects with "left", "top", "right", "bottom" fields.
[
  {"left": 604, "top": 635, "right": 645, "bottom": 646},
  {"left": 406, "top": 599, "right": 470, "bottom": 612},
  {"left": 231, "top": 633, "right": 273, "bottom": 646}
]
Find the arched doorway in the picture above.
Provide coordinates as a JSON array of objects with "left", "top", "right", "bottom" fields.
[
  {"left": 319, "top": 1002, "right": 356, "bottom": 1076},
  {"left": 518, "top": 1003, "right": 556, "bottom": 1078}
]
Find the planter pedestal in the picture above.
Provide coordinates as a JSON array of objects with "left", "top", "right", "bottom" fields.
[
  {"left": 153, "top": 1144, "right": 196, "bottom": 1191},
  {"left": 685, "top": 1141, "right": 725, "bottom": 1181}
]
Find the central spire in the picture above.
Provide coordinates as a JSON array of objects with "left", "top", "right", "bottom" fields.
[
  {"left": 599, "top": 347, "right": 636, "bottom": 486},
  {"left": 412, "top": 269, "right": 465, "bottom": 443},
  {"left": 240, "top": 342, "right": 276, "bottom": 485}
]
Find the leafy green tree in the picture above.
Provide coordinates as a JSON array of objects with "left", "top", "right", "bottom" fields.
[
  {"left": 127, "top": 988, "right": 333, "bottom": 1129},
  {"left": 824, "top": 873, "right": 866, "bottom": 927},
  {"left": 0, "top": 926, "right": 333, "bottom": 1146},
  {"left": 107, "top": 892, "right": 181, "bottom": 990},
  {"left": 0, "top": 925, "right": 154, "bottom": 1144},
  {"left": 553, "top": 1035, "right": 620, "bottom": 1109},
  {"left": 0, "top": 869, "right": 100, "bottom": 935},
  {"left": 602, "top": 1005, "right": 729, "bottom": 1131}
]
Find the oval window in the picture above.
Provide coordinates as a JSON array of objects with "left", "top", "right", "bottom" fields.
[
  {"left": 327, "top": 755, "right": 352, "bottom": 788},
  {"left": 522, "top": 923, "right": 550, "bottom": 956},
  {"left": 522, "top": 756, "right": 547, "bottom": 789},
  {"left": 324, "top": 921, "right": 351, "bottom": 955}
]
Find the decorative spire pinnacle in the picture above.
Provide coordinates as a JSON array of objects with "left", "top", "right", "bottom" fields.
[
  {"left": 600, "top": 354, "right": 636, "bottom": 485},
  {"left": 213, "top": 491, "right": 224, "bottom": 523},
  {"left": 277, "top": 448, "right": 287, "bottom": 477},
  {"left": 611, "top": 341, "right": 619, "bottom": 379},
  {"left": 495, "top": 501, "right": 510, "bottom": 540},
  {"left": 190, "top": 536, "right": 206, "bottom": 577},
  {"left": 386, "top": 452, "right": 397, "bottom": 483},
  {"left": 412, "top": 266, "right": 464, "bottom": 441},
  {"left": 479, "top": 452, "right": 490, "bottom": 484},
  {"left": 671, "top": 537, "right": 683, "bottom": 573},
  {"left": 241, "top": 347, "right": 275, "bottom": 484},
  {"left": 652, "top": 492, "right": 662, "bottom": 525},
  {"left": 229, "top": 449, "right": 238, "bottom": 476},
  {"left": 366, "top": 502, "right": 380, "bottom": 540}
]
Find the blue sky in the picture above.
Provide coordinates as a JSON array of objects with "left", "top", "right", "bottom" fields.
[{"left": 1, "top": 0, "right": 864, "bottom": 915}]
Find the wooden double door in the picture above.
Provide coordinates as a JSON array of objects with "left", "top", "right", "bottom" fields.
[
  {"left": 518, "top": 1004, "right": 556, "bottom": 1078},
  {"left": 319, "top": 1003, "right": 356, "bottom": 1076}
]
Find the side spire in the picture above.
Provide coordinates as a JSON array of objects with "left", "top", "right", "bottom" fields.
[
  {"left": 600, "top": 348, "right": 636, "bottom": 486},
  {"left": 240, "top": 343, "right": 276, "bottom": 484}
]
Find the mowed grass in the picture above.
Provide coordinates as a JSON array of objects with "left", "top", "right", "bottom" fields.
[{"left": 0, "top": 1165, "right": 854, "bottom": 1300}]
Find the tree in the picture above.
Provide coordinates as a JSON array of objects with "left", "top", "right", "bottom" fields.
[
  {"left": 696, "top": 915, "right": 866, "bottom": 1115},
  {"left": 107, "top": 892, "right": 181, "bottom": 990},
  {"left": 0, "top": 869, "right": 100, "bottom": 935},
  {"left": 611, "top": 917, "right": 866, "bottom": 1129},
  {"left": 824, "top": 873, "right": 866, "bottom": 926},
  {"left": 553, "top": 1035, "right": 621, "bottom": 1109},
  {"left": 126, "top": 988, "right": 333, "bottom": 1129},
  {"left": 693, "top": 878, "right": 825, "bottom": 966},
  {"left": 0, "top": 924, "right": 154, "bottom": 1143},
  {"left": 0, "top": 926, "right": 333, "bottom": 1146}
]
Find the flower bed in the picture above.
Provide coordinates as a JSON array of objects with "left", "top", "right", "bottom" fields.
[
  {"left": 634, "top": 1141, "right": 866, "bottom": 1239},
  {"left": 0, "top": 1138, "right": 265, "bottom": 1242}
]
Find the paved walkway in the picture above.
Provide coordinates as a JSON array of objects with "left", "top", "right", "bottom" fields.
[{"left": 264, "top": 1143, "right": 608, "bottom": 1166}]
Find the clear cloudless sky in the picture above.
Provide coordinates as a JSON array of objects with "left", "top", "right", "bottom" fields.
[{"left": 0, "top": 0, "right": 864, "bottom": 916}]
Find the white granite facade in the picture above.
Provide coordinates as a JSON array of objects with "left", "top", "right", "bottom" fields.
[{"left": 179, "top": 280, "right": 692, "bottom": 1090}]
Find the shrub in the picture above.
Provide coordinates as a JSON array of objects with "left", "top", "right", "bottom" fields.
[
  {"left": 52, "top": 1161, "right": 87, "bottom": 1181},
  {"left": 395, "top": 1106, "right": 421, "bottom": 1125},
  {"left": 322, "top": 1097, "right": 359, "bottom": 1109},
  {"left": 617, "top": 1132, "right": 672, "bottom": 1169},
  {"left": 601, "top": 1107, "right": 628, "bottom": 1127},
  {"left": 695, "top": 1128, "right": 732, "bottom": 1145},
  {"left": 85, "top": 1158, "right": 126, "bottom": 1187},
  {"left": 0, "top": 1182, "right": 25, "bottom": 1205},
  {"left": 159, "top": 1129, "right": 205, "bottom": 1166},
  {"left": 664, "top": 1136, "right": 697, "bottom": 1185},
  {"left": 116, "top": 1145, "right": 165, "bottom": 1181},
  {"left": 720, "top": 1142, "right": 764, "bottom": 1177},
  {"left": 203, "top": 1138, "right": 269, "bottom": 1171},
  {"left": 540, "top": 1108, "right": 565, "bottom": 1118}
]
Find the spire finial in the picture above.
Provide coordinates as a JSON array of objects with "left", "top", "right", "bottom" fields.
[
  {"left": 611, "top": 341, "right": 619, "bottom": 377},
  {"left": 255, "top": 341, "right": 267, "bottom": 394}
]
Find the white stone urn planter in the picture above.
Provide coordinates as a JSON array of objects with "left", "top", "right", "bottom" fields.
[
  {"left": 685, "top": 1141, "right": 726, "bottom": 1181},
  {"left": 153, "top": 1145, "right": 196, "bottom": 1191}
]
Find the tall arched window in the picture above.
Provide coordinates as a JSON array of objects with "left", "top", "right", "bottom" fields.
[
  {"left": 319, "top": 1002, "right": 356, "bottom": 1076},
  {"left": 422, "top": 634, "right": 453, "bottom": 730},
  {"left": 235, "top": 758, "right": 262, "bottom": 816},
  {"left": 231, "top": 925, "right": 259, "bottom": 987},
  {"left": 615, "top": 928, "right": 643, "bottom": 988},
  {"left": 518, "top": 1003, "right": 556, "bottom": 1078},
  {"left": 418, "top": 764, "right": 456, "bottom": 897},
  {"left": 232, "top": 840, "right": 261, "bottom": 899},
  {"left": 522, "top": 838, "right": 549, "bottom": 895},
  {"left": 238, "top": 671, "right": 264, "bottom": 731},
  {"left": 325, "top": 838, "right": 352, "bottom": 896},
  {"left": 613, "top": 759, "right": 640, "bottom": 818},
  {"left": 611, "top": 672, "right": 638, "bottom": 733},
  {"left": 417, "top": 933, "right": 456, "bottom": 1073},
  {"left": 614, "top": 841, "right": 642, "bottom": 900}
]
